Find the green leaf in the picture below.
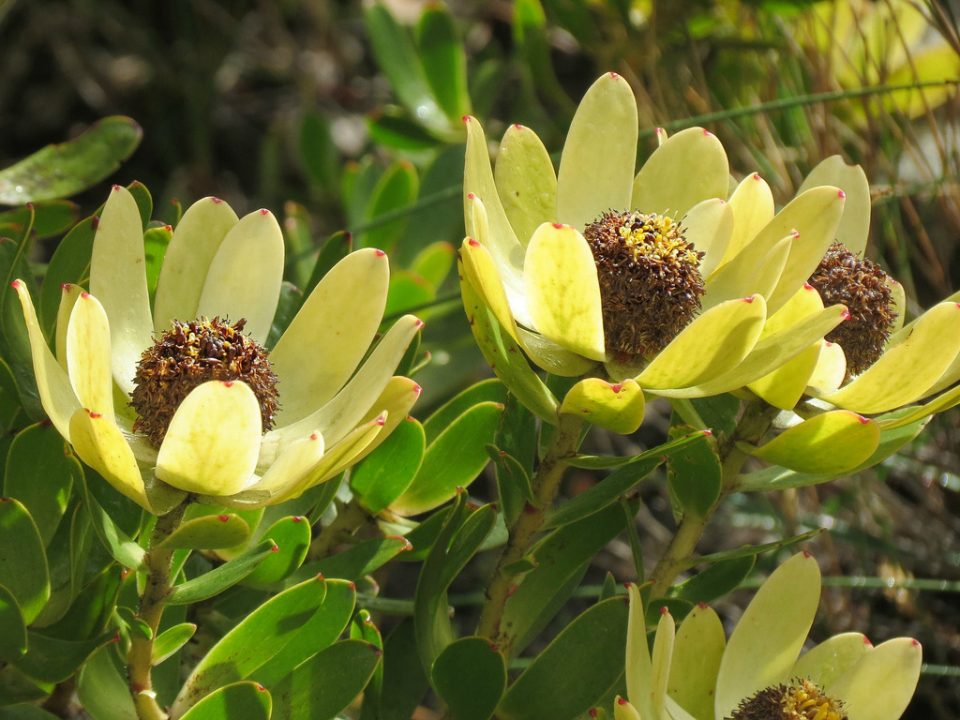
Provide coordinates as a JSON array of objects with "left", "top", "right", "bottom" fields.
[
  {"left": 696, "top": 529, "right": 824, "bottom": 565},
  {"left": 351, "top": 416, "right": 425, "bottom": 513},
  {"left": 487, "top": 445, "right": 533, "bottom": 528},
  {"left": 303, "top": 230, "right": 353, "bottom": 300},
  {"left": 171, "top": 575, "right": 328, "bottom": 716},
  {"left": 251, "top": 579, "right": 357, "bottom": 687},
  {"left": 40, "top": 564, "right": 121, "bottom": 641},
  {"left": 167, "top": 539, "right": 276, "bottom": 605},
  {"left": 79, "top": 472, "right": 145, "bottom": 570},
  {"left": 299, "top": 111, "right": 339, "bottom": 191},
  {"left": 3, "top": 422, "right": 77, "bottom": 545},
  {"left": 364, "top": 618, "right": 428, "bottom": 720},
  {"left": 241, "top": 516, "right": 311, "bottom": 588},
  {"left": 0, "top": 704, "right": 61, "bottom": 719},
  {"left": 416, "top": 4, "right": 472, "bottom": 122},
  {"left": 357, "top": 161, "right": 420, "bottom": 253},
  {"left": 364, "top": 4, "right": 450, "bottom": 135},
  {"left": 157, "top": 513, "right": 251, "bottom": 551},
  {"left": 0, "top": 498, "right": 50, "bottom": 623},
  {"left": 0, "top": 117, "right": 142, "bottom": 204},
  {"left": 385, "top": 270, "right": 434, "bottom": 319},
  {"left": 422, "top": 378, "right": 507, "bottom": 444},
  {"left": 391, "top": 401, "right": 502, "bottom": 516},
  {"left": 152, "top": 623, "right": 197, "bottom": 666},
  {"left": 497, "top": 597, "right": 629, "bottom": 719},
  {"left": 415, "top": 498, "right": 496, "bottom": 672},
  {"left": 143, "top": 224, "right": 172, "bottom": 301},
  {"left": 672, "top": 556, "right": 756, "bottom": 605},
  {"left": 301, "top": 535, "right": 412, "bottom": 583},
  {"left": 0, "top": 200, "right": 79, "bottom": 240},
  {"left": 126, "top": 181, "right": 152, "bottom": 228},
  {"left": 668, "top": 429, "right": 722, "bottom": 519},
  {"left": 502, "top": 503, "right": 627, "bottom": 656},
  {"left": 367, "top": 109, "right": 442, "bottom": 152},
  {"left": 12, "top": 630, "right": 112, "bottom": 683},
  {"left": 38, "top": 215, "right": 96, "bottom": 335},
  {"left": 270, "top": 640, "right": 380, "bottom": 720},
  {"left": 411, "top": 241, "right": 455, "bottom": 290},
  {"left": 77, "top": 646, "right": 137, "bottom": 720},
  {"left": 545, "top": 432, "right": 705, "bottom": 529},
  {"left": 0, "top": 664, "right": 53, "bottom": 706},
  {"left": 432, "top": 637, "right": 505, "bottom": 720},
  {"left": 266, "top": 281, "right": 303, "bottom": 349},
  {"left": 0, "top": 584, "right": 27, "bottom": 662},
  {"left": 179, "top": 682, "right": 272, "bottom": 720}
]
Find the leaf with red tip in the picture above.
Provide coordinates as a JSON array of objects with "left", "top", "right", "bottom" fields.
[
  {"left": 156, "top": 513, "right": 251, "bottom": 551},
  {"left": 241, "top": 515, "right": 311, "bottom": 588},
  {"left": 166, "top": 540, "right": 276, "bottom": 606},
  {"left": 178, "top": 681, "right": 271, "bottom": 720}
]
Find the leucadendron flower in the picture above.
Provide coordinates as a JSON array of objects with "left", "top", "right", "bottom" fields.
[
  {"left": 614, "top": 553, "right": 921, "bottom": 720},
  {"left": 738, "top": 158, "right": 960, "bottom": 478},
  {"left": 12, "top": 186, "right": 422, "bottom": 513},
  {"left": 461, "top": 72, "right": 852, "bottom": 431}
]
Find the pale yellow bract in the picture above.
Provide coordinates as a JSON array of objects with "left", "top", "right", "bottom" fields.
[
  {"left": 13, "top": 186, "right": 422, "bottom": 513},
  {"left": 615, "top": 553, "right": 922, "bottom": 720}
]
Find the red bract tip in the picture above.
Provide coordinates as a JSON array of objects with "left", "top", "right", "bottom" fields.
[
  {"left": 802, "top": 550, "right": 813, "bottom": 558},
  {"left": 467, "top": 192, "right": 476, "bottom": 200},
  {"left": 623, "top": 582, "right": 633, "bottom": 589},
  {"left": 223, "top": 380, "right": 235, "bottom": 387},
  {"left": 271, "top": 544, "right": 280, "bottom": 553},
  {"left": 803, "top": 282, "right": 814, "bottom": 290},
  {"left": 376, "top": 416, "right": 386, "bottom": 426},
  {"left": 467, "top": 238, "right": 480, "bottom": 247},
  {"left": 412, "top": 383, "right": 422, "bottom": 396},
  {"left": 551, "top": 222, "right": 565, "bottom": 229},
  {"left": 702, "top": 428, "right": 713, "bottom": 436},
  {"left": 697, "top": 601, "right": 708, "bottom": 609},
  {"left": 415, "top": 318, "right": 425, "bottom": 328},
  {"left": 659, "top": 606, "right": 669, "bottom": 616},
  {"left": 217, "top": 514, "right": 229, "bottom": 522},
  {"left": 841, "top": 310, "right": 851, "bottom": 320},
  {"left": 462, "top": 115, "right": 471, "bottom": 124},
  {"left": 348, "top": 581, "right": 357, "bottom": 591},
  {"left": 374, "top": 249, "right": 386, "bottom": 257},
  {"left": 838, "top": 189, "right": 846, "bottom": 199},
  {"left": 617, "top": 697, "right": 629, "bottom": 706},
  {"left": 610, "top": 383, "right": 623, "bottom": 393},
  {"left": 111, "top": 632, "right": 122, "bottom": 644},
  {"left": 292, "top": 516, "right": 303, "bottom": 522},
  {"left": 589, "top": 710, "right": 599, "bottom": 718},
  {"left": 825, "top": 341, "right": 834, "bottom": 347},
  {"left": 513, "top": 123, "right": 524, "bottom": 130},
  {"left": 791, "top": 229, "right": 801, "bottom": 238},
  {"left": 912, "top": 639, "right": 921, "bottom": 647},
  {"left": 608, "top": 71, "right": 619, "bottom": 79},
  {"left": 310, "top": 432, "right": 318, "bottom": 441},
  {"left": 256, "top": 684, "right": 267, "bottom": 693},
  {"left": 259, "top": 208, "right": 269, "bottom": 216},
  {"left": 752, "top": 172, "right": 761, "bottom": 181},
  {"left": 164, "top": 224, "right": 172, "bottom": 232},
  {"left": 315, "top": 572, "right": 325, "bottom": 581},
  {"left": 60, "top": 282, "right": 70, "bottom": 290},
  {"left": 863, "top": 636, "right": 873, "bottom": 646},
  {"left": 112, "top": 184, "right": 121, "bottom": 191},
  {"left": 9, "top": 280, "right": 21, "bottom": 289},
  {"left": 703, "top": 128, "right": 713, "bottom": 136},
  {"left": 90, "top": 217, "right": 99, "bottom": 230},
  {"left": 88, "top": 411, "right": 102, "bottom": 419},
  {"left": 742, "top": 296, "right": 755, "bottom": 303},
  {"left": 80, "top": 291, "right": 90, "bottom": 299},
  {"left": 955, "top": 303, "right": 960, "bottom": 309},
  {"left": 856, "top": 414, "right": 870, "bottom": 424},
  {"left": 656, "top": 127, "right": 665, "bottom": 135},
  {"left": 211, "top": 197, "right": 223, "bottom": 204}
]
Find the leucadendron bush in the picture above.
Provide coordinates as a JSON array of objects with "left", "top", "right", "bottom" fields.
[{"left": 0, "top": 2, "right": 958, "bottom": 719}]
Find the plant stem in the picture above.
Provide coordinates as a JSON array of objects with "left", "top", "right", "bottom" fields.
[
  {"left": 476, "top": 414, "right": 584, "bottom": 650},
  {"left": 128, "top": 503, "right": 187, "bottom": 720},
  {"left": 308, "top": 498, "right": 369, "bottom": 559},
  {"left": 647, "top": 401, "right": 775, "bottom": 600}
]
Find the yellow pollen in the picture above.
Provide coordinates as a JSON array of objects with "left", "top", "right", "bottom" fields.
[{"left": 781, "top": 680, "right": 844, "bottom": 720}]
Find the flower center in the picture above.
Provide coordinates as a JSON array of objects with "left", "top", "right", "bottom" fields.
[
  {"left": 728, "top": 679, "right": 847, "bottom": 720},
  {"left": 584, "top": 210, "right": 704, "bottom": 359},
  {"left": 130, "top": 317, "right": 280, "bottom": 446},
  {"left": 807, "top": 242, "right": 897, "bottom": 376}
]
